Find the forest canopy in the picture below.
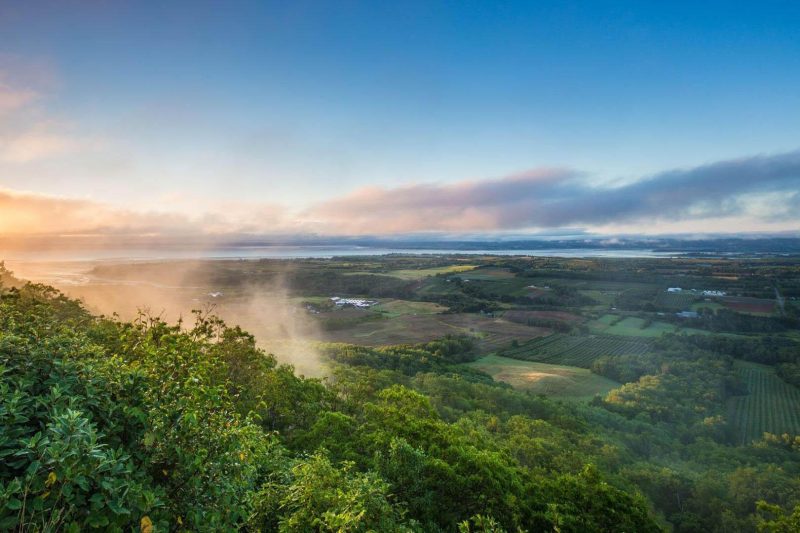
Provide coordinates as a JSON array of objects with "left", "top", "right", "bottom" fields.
[{"left": 1, "top": 262, "right": 799, "bottom": 532}]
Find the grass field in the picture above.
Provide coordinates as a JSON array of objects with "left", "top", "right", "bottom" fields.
[
  {"left": 691, "top": 301, "right": 725, "bottom": 312},
  {"left": 595, "top": 314, "right": 618, "bottom": 326},
  {"left": 384, "top": 265, "right": 477, "bottom": 280},
  {"left": 589, "top": 315, "right": 679, "bottom": 337},
  {"left": 502, "top": 309, "right": 583, "bottom": 325},
  {"left": 454, "top": 267, "right": 516, "bottom": 280},
  {"left": 467, "top": 354, "right": 620, "bottom": 400},
  {"left": 447, "top": 267, "right": 537, "bottom": 297},
  {"left": 458, "top": 278, "right": 535, "bottom": 297},
  {"left": 317, "top": 312, "right": 550, "bottom": 349},
  {"left": 728, "top": 361, "right": 800, "bottom": 444},
  {"left": 587, "top": 314, "right": 715, "bottom": 337},
  {"left": 523, "top": 277, "right": 658, "bottom": 292},
  {"left": 654, "top": 291, "right": 699, "bottom": 310},
  {"left": 371, "top": 299, "right": 447, "bottom": 318},
  {"left": 416, "top": 276, "right": 463, "bottom": 296},
  {"left": 499, "top": 333, "right": 652, "bottom": 367},
  {"left": 579, "top": 289, "right": 617, "bottom": 308}
]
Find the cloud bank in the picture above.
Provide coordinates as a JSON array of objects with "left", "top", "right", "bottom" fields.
[
  {"left": 0, "top": 188, "right": 195, "bottom": 236},
  {"left": 0, "top": 149, "right": 798, "bottom": 243},
  {"left": 306, "top": 150, "right": 800, "bottom": 233}
]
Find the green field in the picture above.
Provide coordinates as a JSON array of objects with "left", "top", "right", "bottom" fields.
[
  {"left": 384, "top": 264, "right": 477, "bottom": 280},
  {"left": 523, "top": 277, "right": 658, "bottom": 291},
  {"left": 499, "top": 333, "right": 652, "bottom": 367},
  {"left": 691, "top": 301, "right": 724, "bottom": 312},
  {"left": 590, "top": 315, "right": 679, "bottom": 337},
  {"left": 371, "top": 299, "right": 447, "bottom": 318},
  {"left": 467, "top": 354, "right": 620, "bottom": 401},
  {"left": 416, "top": 276, "right": 463, "bottom": 296},
  {"left": 729, "top": 361, "right": 800, "bottom": 444},
  {"left": 587, "top": 314, "right": 714, "bottom": 337},
  {"left": 579, "top": 289, "right": 617, "bottom": 308},
  {"left": 453, "top": 267, "right": 516, "bottom": 280},
  {"left": 595, "top": 314, "right": 618, "bottom": 325},
  {"left": 447, "top": 267, "right": 537, "bottom": 297},
  {"left": 654, "top": 291, "right": 699, "bottom": 310}
]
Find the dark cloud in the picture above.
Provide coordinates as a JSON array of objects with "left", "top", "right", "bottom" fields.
[{"left": 307, "top": 150, "right": 800, "bottom": 233}]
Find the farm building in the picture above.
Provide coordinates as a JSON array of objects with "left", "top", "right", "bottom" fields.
[
  {"left": 330, "top": 297, "right": 377, "bottom": 308},
  {"left": 676, "top": 311, "right": 699, "bottom": 318},
  {"left": 667, "top": 287, "right": 683, "bottom": 293},
  {"left": 702, "top": 290, "right": 727, "bottom": 297}
]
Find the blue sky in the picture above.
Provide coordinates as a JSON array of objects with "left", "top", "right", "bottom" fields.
[{"left": 0, "top": 1, "right": 799, "bottom": 236}]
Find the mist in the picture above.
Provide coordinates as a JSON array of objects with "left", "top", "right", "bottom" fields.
[{"left": 7, "top": 258, "right": 327, "bottom": 377}]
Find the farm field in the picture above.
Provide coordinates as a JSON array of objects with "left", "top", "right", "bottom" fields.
[
  {"left": 498, "top": 333, "right": 652, "bottom": 367},
  {"left": 579, "top": 289, "right": 616, "bottom": 308},
  {"left": 371, "top": 299, "right": 447, "bottom": 317},
  {"left": 318, "top": 312, "right": 550, "bottom": 349},
  {"left": 720, "top": 296, "right": 776, "bottom": 316},
  {"left": 587, "top": 314, "right": 714, "bottom": 337},
  {"left": 589, "top": 315, "right": 679, "bottom": 337},
  {"left": 467, "top": 354, "right": 621, "bottom": 401},
  {"left": 449, "top": 267, "right": 539, "bottom": 297},
  {"left": 462, "top": 278, "right": 534, "bottom": 297},
  {"left": 728, "top": 361, "right": 800, "bottom": 444},
  {"left": 691, "top": 300, "right": 724, "bottom": 312},
  {"left": 384, "top": 264, "right": 477, "bottom": 280},
  {"left": 415, "top": 276, "right": 463, "bottom": 296},
  {"left": 501, "top": 309, "right": 583, "bottom": 325},
  {"left": 453, "top": 267, "right": 517, "bottom": 280},
  {"left": 654, "top": 291, "right": 699, "bottom": 310},
  {"left": 521, "top": 277, "right": 658, "bottom": 291}
]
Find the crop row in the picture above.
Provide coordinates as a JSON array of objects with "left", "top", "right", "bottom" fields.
[
  {"left": 499, "top": 334, "right": 652, "bottom": 368},
  {"left": 654, "top": 291, "right": 698, "bottom": 310},
  {"left": 729, "top": 364, "right": 800, "bottom": 445}
]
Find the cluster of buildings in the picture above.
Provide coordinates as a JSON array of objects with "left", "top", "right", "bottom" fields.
[
  {"left": 702, "top": 290, "right": 727, "bottom": 297},
  {"left": 666, "top": 287, "right": 727, "bottom": 297},
  {"left": 666, "top": 288, "right": 725, "bottom": 319},
  {"left": 330, "top": 296, "right": 377, "bottom": 308}
]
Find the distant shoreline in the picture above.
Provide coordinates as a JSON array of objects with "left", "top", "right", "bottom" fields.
[{"left": 1, "top": 246, "right": 685, "bottom": 264}]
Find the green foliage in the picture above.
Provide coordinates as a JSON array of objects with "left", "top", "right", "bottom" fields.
[
  {"left": 757, "top": 501, "right": 800, "bottom": 532},
  {"left": 0, "top": 261, "right": 20, "bottom": 290},
  {"left": 502, "top": 333, "right": 652, "bottom": 368},
  {"left": 249, "top": 452, "right": 412, "bottom": 532},
  {"left": 4, "top": 270, "right": 800, "bottom": 532},
  {"left": 776, "top": 362, "right": 800, "bottom": 388}
]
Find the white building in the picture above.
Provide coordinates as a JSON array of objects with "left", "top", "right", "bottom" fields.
[
  {"left": 702, "top": 290, "right": 726, "bottom": 297},
  {"left": 331, "top": 297, "right": 377, "bottom": 308}
]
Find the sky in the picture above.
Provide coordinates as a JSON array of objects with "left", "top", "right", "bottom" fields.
[{"left": 1, "top": 0, "right": 799, "bottom": 241}]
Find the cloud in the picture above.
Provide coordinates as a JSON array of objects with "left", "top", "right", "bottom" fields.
[
  {"left": 0, "top": 149, "right": 798, "bottom": 243},
  {"left": 0, "top": 63, "right": 93, "bottom": 163},
  {"left": 0, "top": 188, "right": 193, "bottom": 236},
  {"left": 0, "top": 188, "right": 294, "bottom": 245},
  {"left": 0, "top": 83, "right": 37, "bottom": 114},
  {"left": 0, "top": 125, "right": 86, "bottom": 163},
  {"left": 305, "top": 150, "right": 800, "bottom": 233}
]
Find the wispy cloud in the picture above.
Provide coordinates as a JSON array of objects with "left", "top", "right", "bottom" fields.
[
  {"left": 0, "top": 123, "right": 87, "bottom": 163},
  {"left": 305, "top": 150, "right": 800, "bottom": 233},
  {"left": 0, "top": 62, "right": 94, "bottom": 163},
  {"left": 0, "top": 83, "right": 37, "bottom": 114}
]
